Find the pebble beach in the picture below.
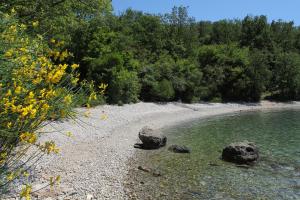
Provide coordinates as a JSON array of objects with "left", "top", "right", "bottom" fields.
[{"left": 12, "top": 101, "right": 300, "bottom": 199}]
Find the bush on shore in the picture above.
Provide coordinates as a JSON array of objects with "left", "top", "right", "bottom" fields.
[{"left": 0, "top": 11, "right": 102, "bottom": 199}]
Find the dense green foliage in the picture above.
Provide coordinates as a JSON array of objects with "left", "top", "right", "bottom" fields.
[{"left": 2, "top": 2, "right": 300, "bottom": 103}]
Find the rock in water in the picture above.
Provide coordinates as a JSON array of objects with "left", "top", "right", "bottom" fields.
[
  {"left": 138, "top": 126, "right": 167, "bottom": 149},
  {"left": 138, "top": 166, "right": 151, "bottom": 173},
  {"left": 168, "top": 144, "right": 191, "bottom": 153},
  {"left": 222, "top": 141, "right": 259, "bottom": 164}
]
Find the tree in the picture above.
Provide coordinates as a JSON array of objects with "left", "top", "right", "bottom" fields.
[
  {"left": 163, "top": 6, "right": 199, "bottom": 59},
  {"left": 240, "top": 15, "right": 273, "bottom": 50},
  {"left": 211, "top": 20, "right": 241, "bottom": 44},
  {"left": 270, "top": 20, "right": 295, "bottom": 51},
  {"left": 270, "top": 52, "right": 300, "bottom": 100},
  {"left": 0, "top": 0, "right": 112, "bottom": 43}
]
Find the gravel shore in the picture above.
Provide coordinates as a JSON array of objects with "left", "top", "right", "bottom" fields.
[{"left": 20, "top": 101, "right": 300, "bottom": 199}]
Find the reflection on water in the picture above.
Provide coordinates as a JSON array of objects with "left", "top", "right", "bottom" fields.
[{"left": 128, "top": 109, "right": 300, "bottom": 200}]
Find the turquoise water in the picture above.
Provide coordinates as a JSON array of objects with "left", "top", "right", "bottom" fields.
[{"left": 129, "top": 109, "right": 300, "bottom": 200}]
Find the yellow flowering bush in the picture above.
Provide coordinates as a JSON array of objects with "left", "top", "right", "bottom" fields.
[{"left": 0, "top": 11, "right": 87, "bottom": 199}]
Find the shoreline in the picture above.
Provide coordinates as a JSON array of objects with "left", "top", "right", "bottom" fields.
[{"left": 28, "top": 101, "right": 300, "bottom": 199}]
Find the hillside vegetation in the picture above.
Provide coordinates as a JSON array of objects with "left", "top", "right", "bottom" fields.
[{"left": 3, "top": 2, "right": 300, "bottom": 104}]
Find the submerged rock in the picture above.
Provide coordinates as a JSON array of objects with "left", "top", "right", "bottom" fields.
[
  {"left": 137, "top": 166, "right": 162, "bottom": 177},
  {"left": 137, "top": 126, "right": 167, "bottom": 149},
  {"left": 152, "top": 170, "right": 161, "bottom": 177},
  {"left": 222, "top": 141, "right": 259, "bottom": 164},
  {"left": 138, "top": 165, "right": 151, "bottom": 173},
  {"left": 168, "top": 144, "right": 191, "bottom": 153}
]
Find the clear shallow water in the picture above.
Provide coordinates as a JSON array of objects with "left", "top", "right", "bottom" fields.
[{"left": 129, "top": 109, "right": 300, "bottom": 200}]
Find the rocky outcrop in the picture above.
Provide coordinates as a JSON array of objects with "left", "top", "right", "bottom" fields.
[
  {"left": 168, "top": 144, "right": 191, "bottom": 153},
  {"left": 222, "top": 141, "right": 259, "bottom": 164},
  {"left": 136, "top": 126, "right": 167, "bottom": 149}
]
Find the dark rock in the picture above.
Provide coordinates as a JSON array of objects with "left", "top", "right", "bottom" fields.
[
  {"left": 137, "top": 165, "right": 162, "bottom": 177},
  {"left": 138, "top": 126, "right": 167, "bottom": 149},
  {"left": 152, "top": 171, "right": 161, "bottom": 177},
  {"left": 168, "top": 144, "right": 190, "bottom": 153},
  {"left": 270, "top": 163, "right": 281, "bottom": 170},
  {"left": 222, "top": 141, "right": 259, "bottom": 164},
  {"left": 138, "top": 166, "right": 150, "bottom": 173}
]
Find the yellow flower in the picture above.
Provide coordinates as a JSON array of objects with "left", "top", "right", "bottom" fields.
[
  {"left": 19, "top": 132, "right": 37, "bottom": 144},
  {"left": 30, "top": 108, "right": 37, "bottom": 118},
  {"left": 56, "top": 175, "right": 61, "bottom": 184},
  {"left": 9, "top": 25, "right": 17, "bottom": 33},
  {"left": 19, "top": 47, "right": 27, "bottom": 52},
  {"left": 63, "top": 95, "right": 72, "bottom": 105},
  {"left": 33, "top": 76, "right": 42, "bottom": 84},
  {"left": 15, "top": 86, "right": 22, "bottom": 94},
  {"left": 89, "top": 92, "right": 97, "bottom": 101},
  {"left": 45, "top": 89, "right": 56, "bottom": 98},
  {"left": 66, "top": 131, "right": 73, "bottom": 137},
  {"left": 20, "top": 24, "right": 27, "bottom": 29},
  {"left": 50, "top": 38, "right": 56, "bottom": 44},
  {"left": 100, "top": 114, "right": 108, "bottom": 120},
  {"left": 42, "top": 141, "right": 59, "bottom": 154},
  {"left": 71, "top": 64, "right": 79, "bottom": 70},
  {"left": 21, "top": 105, "right": 36, "bottom": 118},
  {"left": 47, "top": 66, "right": 66, "bottom": 83},
  {"left": 4, "top": 49, "right": 13, "bottom": 58},
  {"left": 28, "top": 91, "right": 34, "bottom": 99},
  {"left": 6, "top": 89, "right": 12, "bottom": 97},
  {"left": 71, "top": 77, "right": 79, "bottom": 85},
  {"left": 23, "top": 171, "right": 30, "bottom": 177},
  {"left": 98, "top": 83, "right": 108, "bottom": 94},
  {"left": 41, "top": 103, "right": 50, "bottom": 112},
  {"left": 0, "top": 152, "right": 7, "bottom": 164},
  {"left": 20, "top": 55, "right": 29, "bottom": 64},
  {"left": 32, "top": 21, "right": 39, "bottom": 27},
  {"left": 7, "top": 173, "right": 14, "bottom": 181},
  {"left": 50, "top": 175, "right": 61, "bottom": 187},
  {"left": 56, "top": 41, "right": 65, "bottom": 47},
  {"left": 84, "top": 111, "right": 91, "bottom": 118},
  {"left": 20, "top": 184, "right": 32, "bottom": 200},
  {"left": 7, "top": 122, "right": 12, "bottom": 128},
  {"left": 59, "top": 50, "right": 69, "bottom": 61}
]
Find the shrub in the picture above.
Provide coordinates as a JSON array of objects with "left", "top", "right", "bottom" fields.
[
  {"left": 139, "top": 55, "right": 175, "bottom": 101},
  {"left": 74, "top": 81, "right": 106, "bottom": 107},
  {"left": 172, "top": 59, "right": 203, "bottom": 103},
  {"left": 150, "top": 79, "right": 175, "bottom": 101},
  {"left": 0, "top": 11, "right": 82, "bottom": 198},
  {"left": 108, "top": 68, "right": 141, "bottom": 104},
  {"left": 140, "top": 56, "right": 202, "bottom": 102}
]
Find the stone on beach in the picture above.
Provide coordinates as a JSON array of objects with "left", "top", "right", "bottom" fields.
[{"left": 137, "top": 126, "right": 167, "bottom": 149}]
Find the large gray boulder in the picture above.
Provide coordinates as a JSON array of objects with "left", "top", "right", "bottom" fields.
[
  {"left": 222, "top": 141, "right": 259, "bottom": 164},
  {"left": 137, "top": 126, "right": 167, "bottom": 149}
]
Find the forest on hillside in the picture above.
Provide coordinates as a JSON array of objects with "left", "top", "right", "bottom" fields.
[{"left": 2, "top": 1, "right": 300, "bottom": 104}]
